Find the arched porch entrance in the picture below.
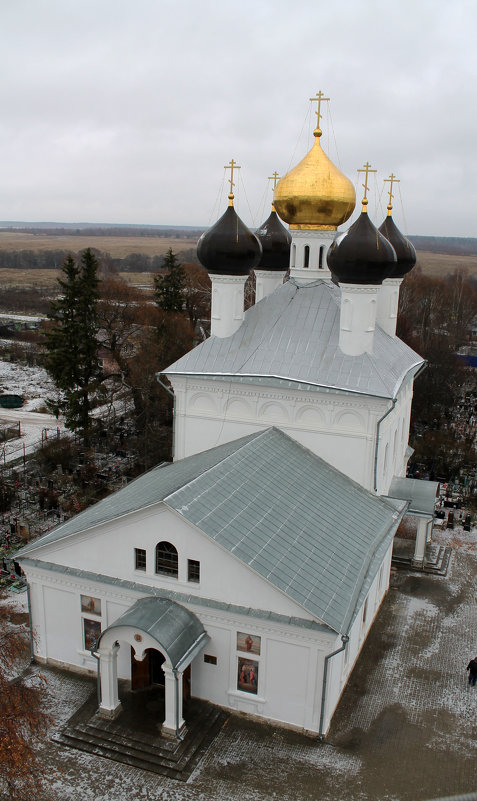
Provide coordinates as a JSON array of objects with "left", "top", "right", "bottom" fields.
[{"left": 93, "top": 596, "right": 209, "bottom": 737}]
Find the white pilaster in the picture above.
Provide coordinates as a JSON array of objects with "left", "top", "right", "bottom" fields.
[
  {"left": 289, "top": 230, "right": 335, "bottom": 284},
  {"left": 162, "top": 663, "right": 185, "bottom": 736},
  {"left": 98, "top": 644, "right": 122, "bottom": 718},
  {"left": 254, "top": 270, "right": 286, "bottom": 302},
  {"left": 377, "top": 278, "right": 403, "bottom": 336},
  {"left": 210, "top": 274, "right": 248, "bottom": 338},
  {"left": 339, "top": 284, "right": 379, "bottom": 356}
]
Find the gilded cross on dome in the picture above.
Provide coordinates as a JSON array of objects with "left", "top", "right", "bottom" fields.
[
  {"left": 384, "top": 173, "right": 400, "bottom": 215},
  {"left": 309, "top": 91, "right": 330, "bottom": 137},
  {"left": 224, "top": 159, "right": 241, "bottom": 206},
  {"left": 268, "top": 171, "right": 280, "bottom": 211},
  {"left": 357, "top": 162, "right": 377, "bottom": 212}
]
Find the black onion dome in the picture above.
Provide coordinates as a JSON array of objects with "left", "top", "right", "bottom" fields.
[
  {"left": 254, "top": 210, "right": 291, "bottom": 271},
  {"left": 197, "top": 205, "right": 262, "bottom": 276},
  {"left": 378, "top": 215, "right": 416, "bottom": 278},
  {"left": 327, "top": 212, "right": 396, "bottom": 285}
]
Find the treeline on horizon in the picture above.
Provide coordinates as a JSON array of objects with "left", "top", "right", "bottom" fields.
[
  {"left": 0, "top": 248, "right": 199, "bottom": 272},
  {"left": 0, "top": 233, "right": 476, "bottom": 273}
]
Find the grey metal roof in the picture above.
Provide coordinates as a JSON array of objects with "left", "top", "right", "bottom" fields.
[
  {"left": 164, "top": 279, "right": 423, "bottom": 399},
  {"left": 98, "top": 596, "right": 209, "bottom": 669},
  {"left": 19, "top": 558, "right": 330, "bottom": 633},
  {"left": 164, "top": 428, "right": 405, "bottom": 633},
  {"left": 387, "top": 476, "right": 439, "bottom": 516},
  {"left": 20, "top": 428, "right": 406, "bottom": 634},
  {"left": 18, "top": 431, "right": 262, "bottom": 554}
]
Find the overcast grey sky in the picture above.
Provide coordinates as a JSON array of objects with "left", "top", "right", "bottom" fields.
[{"left": 1, "top": 0, "right": 475, "bottom": 237}]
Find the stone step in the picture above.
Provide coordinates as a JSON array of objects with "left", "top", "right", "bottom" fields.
[
  {"left": 54, "top": 696, "right": 227, "bottom": 780},
  {"left": 70, "top": 703, "right": 221, "bottom": 765},
  {"left": 392, "top": 544, "right": 452, "bottom": 576},
  {"left": 55, "top": 732, "right": 184, "bottom": 779}
]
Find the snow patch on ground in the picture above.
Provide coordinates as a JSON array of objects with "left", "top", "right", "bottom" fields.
[{"left": 0, "top": 361, "right": 55, "bottom": 406}]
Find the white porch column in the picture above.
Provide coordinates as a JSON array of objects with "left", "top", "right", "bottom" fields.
[
  {"left": 98, "top": 644, "right": 122, "bottom": 719},
  {"left": 254, "top": 270, "right": 286, "bottom": 302},
  {"left": 162, "top": 663, "right": 185, "bottom": 736},
  {"left": 426, "top": 519, "right": 433, "bottom": 543},
  {"left": 413, "top": 517, "right": 428, "bottom": 567}
]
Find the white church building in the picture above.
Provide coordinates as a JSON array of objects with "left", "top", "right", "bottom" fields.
[{"left": 18, "top": 98, "right": 434, "bottom": 738}]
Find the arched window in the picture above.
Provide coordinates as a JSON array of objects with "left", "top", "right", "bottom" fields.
[
  {"left": 155, "top": 541, "right": 178, "bottom": 577},
  {"left": 319, "top": 245, "right": 324, "bottom": 270},
  {"left": 303, "top": 245, "right": 310, "bottom": 268},
  {"left": 291, "top": 243, "right": 296, "bottom": 268}
]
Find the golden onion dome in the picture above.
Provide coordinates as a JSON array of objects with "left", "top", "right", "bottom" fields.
[{"left": 273, "top": 128, "right": 356, "bottom": 230}]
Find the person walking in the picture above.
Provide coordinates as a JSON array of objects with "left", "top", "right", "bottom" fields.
[{"left": 466, "top": 657, "right": 477, "bottom": 686}]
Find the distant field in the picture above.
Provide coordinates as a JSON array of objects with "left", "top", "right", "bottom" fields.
[
  {"left": 0, "top": 232, "right": 197, "bottom": 258},
  {"left": 0, "top": 228, "right": 476, "bottom": 286},
  {"left": 0, "top": 269, "right": 157, "bottom": 290},
  {"left": 416, "top": 251, "right": 477, "bottom": 278}
]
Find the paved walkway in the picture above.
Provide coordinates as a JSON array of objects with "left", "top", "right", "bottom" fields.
[{"left": 24, "top": 548, "right": 477, "bottom": 800}]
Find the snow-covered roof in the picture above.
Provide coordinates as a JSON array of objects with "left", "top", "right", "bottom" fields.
[
  {"left": 165, "top": 279, "right": 423, "bottom": 399},
  {"left": 19, "top": 428, "right": 406, "bottom": 634}
]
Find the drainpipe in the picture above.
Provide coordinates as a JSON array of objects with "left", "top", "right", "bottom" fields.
[
  {"left": 156, "top": 374, "right": 175, "bottom": 461},
  {"left": 26, "top": 583, "right": 35, "bottom": 662},
  {"left": 374, "top": 400, "right": 396, "bottom": 492},
  {"left": 319, "top": 634, "right": 349, "bottom": 739}
]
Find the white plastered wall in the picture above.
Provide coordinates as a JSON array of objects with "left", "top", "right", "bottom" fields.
[
  {"left": 319, "top": 539, "right": 394, "bottom": 735},
  {"left": 23, "top": 562, "right": 337, "bottom": 734},
  {"left": 23, "top": 505, "right": 314, "bottom": 621},
  {"left": 374, "top": 378, "right": 414, "bottom": 495},
  {"left": 170, "top": 375, "right": 396, "bottom": 493}
]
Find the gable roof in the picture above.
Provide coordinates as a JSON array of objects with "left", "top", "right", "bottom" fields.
[
  {"left": 19, "top": 428, "right": 405, "bottom": 634},
  {"left": 165, "top": 279, "right": 423, "bottom": 399}
]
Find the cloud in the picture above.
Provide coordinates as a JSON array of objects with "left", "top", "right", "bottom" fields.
[{"left": 0, "top": 0, "right": 475, "bottom": 235}]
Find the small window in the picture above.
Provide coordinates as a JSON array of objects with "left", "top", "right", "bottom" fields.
[
  {"left": 188, "top": 559, "right": 200, "bottom": 583},
  {"left": 304, "top": 245, "right": 310, "bottom": 268},
  {"left": 155, "top": 541, "right": 178, "bottom": 577},
  {"left": 204, "top": 654, "right": 217, "bottom": 665},
  {"left": 319, "top": 245, "right": 324, "bottom": 269},
  {"left": 135, "top": 548, "right": 146, "bottom": 571}
]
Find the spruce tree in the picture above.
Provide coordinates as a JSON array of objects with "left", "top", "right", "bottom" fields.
[
  {"left": 44, "top": 248, "right": 101, "bottom": 441},
  {"left": 154, "top": 249, "right": 186, "bottom": 313}
]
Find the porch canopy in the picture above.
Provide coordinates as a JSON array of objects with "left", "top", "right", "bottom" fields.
[
  {"left": 97, "top": 596, "right": 209, "bottom": 669},
  {"left": 387, "top": 477, "right": 439, "bottom": 516}
]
